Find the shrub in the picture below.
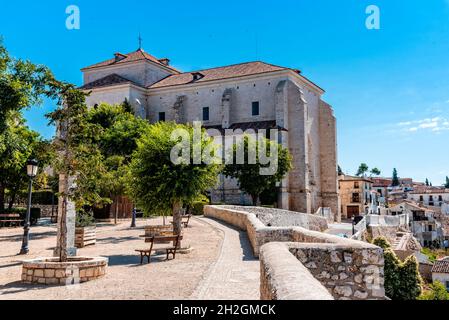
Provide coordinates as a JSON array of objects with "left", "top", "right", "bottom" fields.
[
  {"left": 418, "top": 281, "right": 449, "bottom": 300},
  {"left": 372, "top": 236, "right": 423, "bottom": 300},
  {"left": 190, "top": 197, "right": 210, "bottom": 216},
  {"left": 75, "top": 210, "right": 96, "bottom": 228}
]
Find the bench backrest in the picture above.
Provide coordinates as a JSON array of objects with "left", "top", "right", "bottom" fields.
[
  {"left": 0, "top": 213, "right": 21, "bottom": 219},
  {"left": 145, "top": 234, "right": 183, "bottom": 243}
]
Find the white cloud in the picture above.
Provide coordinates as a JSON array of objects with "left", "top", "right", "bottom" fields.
[{"left": 397, "top": 116, "right": 449, "bottom": 134}]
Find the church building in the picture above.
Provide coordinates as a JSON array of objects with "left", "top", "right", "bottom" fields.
[{"left": 80, "top": 47, "right": 339, "bottom": 217}]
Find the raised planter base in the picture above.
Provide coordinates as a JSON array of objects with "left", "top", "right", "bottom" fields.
[{"left": 22, "top": 256, "right": 108, "bottom": 285}]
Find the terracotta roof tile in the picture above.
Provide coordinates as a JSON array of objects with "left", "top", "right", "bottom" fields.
[
  {"left": 432, "top": 259, "right": 449, "bottom": 273},
  {"left": 149, "top": 61, "right": 288, "bottom": 89},
  {"left": 82, "top": 49, "right": 180, "bottom": 73},
  {"left": 79, "top": 73, "right": 142, "bottom": 90}
]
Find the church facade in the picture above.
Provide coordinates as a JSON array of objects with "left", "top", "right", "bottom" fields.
[{"left": 80, "top": 48, "right": 339, "bottom": 216}]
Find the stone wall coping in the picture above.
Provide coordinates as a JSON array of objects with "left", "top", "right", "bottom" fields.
[
  {"left": 23, "top": 256, "right": 108, "bottom": 268},
  {"left": 260, "top": 242, "right": 334, "bottom": 300},
  {"left": 205, "top": 205, "right": 378, "bottom": 248},
  {"left": 284, "top": 241, "right": 380, "bottom": 251}
]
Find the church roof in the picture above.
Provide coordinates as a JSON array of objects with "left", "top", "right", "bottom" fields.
[
  {"left": 81, "top": 49, "right": 180, "bottom": 73},
  {"left": 79, "top": 73, "right": 144, "bottom": 90},
  {"left": 149, "top": 61, "right": 291, "bottom": 89}
]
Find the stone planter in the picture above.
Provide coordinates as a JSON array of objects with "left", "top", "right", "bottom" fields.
[
  {"left": 75, "top": 226, "right": 96, "bottom": 248},
  {"left": 22, "top": 256, "right": 108, "bottom": 285}
]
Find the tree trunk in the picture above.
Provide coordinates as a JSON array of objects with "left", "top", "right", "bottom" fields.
[
  {"left": 172, "top": 201, "right": 182, "bottom": 248},
  {"left": 114, "top": 195, "right": 118, "bottom": 225},
  {"left": 58, "top": 174, "right": 69, "bottom": 262},
  {"left": 0, "top": 185, "right": 5, "bottom": 212},
  {"left": 8, "top": 190, "right": 17, "bottom": 210},
  {"left": 251, "top": 194, "right": 258, "bottom": 206}
]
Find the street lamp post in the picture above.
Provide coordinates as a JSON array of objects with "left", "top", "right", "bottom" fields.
[
  {"left": 19, "top": 159, "right": 39, "bottom": 255},
  {"left": 130, "top": 207, "right": 136, "bottom": 228}
]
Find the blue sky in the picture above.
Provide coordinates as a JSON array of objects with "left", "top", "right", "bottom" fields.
[{"left": 1, "top": 0, "right": 448, "bottom": 185}]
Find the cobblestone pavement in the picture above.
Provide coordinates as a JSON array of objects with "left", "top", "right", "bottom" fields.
[{"left": 190, "top": 217, "right": 260, "bottom": 300}]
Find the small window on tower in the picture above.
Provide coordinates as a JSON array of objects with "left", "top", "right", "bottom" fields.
[
  {"left": 252, "top": 101, "right": 259, "bottom": 116},
  {"left": 158, "top": 112, "right": 165, "bottom": 122},
  {"left": 203, "top": 107, "right": 210, "bottom": 121}
]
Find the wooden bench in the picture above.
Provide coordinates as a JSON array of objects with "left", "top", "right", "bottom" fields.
[
  {"left": 0, "top": 213, "right": 24, "bottom": 228},
  {"left": 135, "top": 234, "right": 183, "bottom": 264},
  {"left": 170, "top": 214, "right": 192, "bottom": 228}
]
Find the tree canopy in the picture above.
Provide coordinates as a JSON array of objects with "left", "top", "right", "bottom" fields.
[
  {"left": 128, "top": 121, "right": 221, "bottom": 234},
  {"left": 392, "top": 168, "right": 400, "bottom": 187},
  {"left": 373, "top": 237, "right": 422, "bottom": 300},
  {"left": 223, "top": 134, "right": 292, "bottom": 205},
  {"left": 0, "top": 112, "right": 54, "bottom": 211},
  {"left": 355, "top": 163, "right": 369, "bottom": 177},
  {"left": 0, "top": 39, "right": 58, "bottom": 133}
]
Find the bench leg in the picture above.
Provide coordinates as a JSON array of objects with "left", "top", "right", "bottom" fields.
[
  {"left": 147, "top": 253, "right": 151, "bottom": 264},
  {"left": 140, "top": 253, "right": 144, "bottom": 265}
]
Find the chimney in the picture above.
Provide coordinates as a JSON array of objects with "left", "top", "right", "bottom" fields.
[
  {"left": 158, "top": 58, "right": 170, "bottom": 66},
  {"left": 114, "top": 52, "right": 126, "bottom": 62}
]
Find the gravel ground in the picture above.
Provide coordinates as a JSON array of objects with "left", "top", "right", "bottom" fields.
[
  {"left": 0, "top": 216, "right": 223, "bottom": 300},
  {"left": 221, "top": 205, "right": 328, "bottom": 231}
]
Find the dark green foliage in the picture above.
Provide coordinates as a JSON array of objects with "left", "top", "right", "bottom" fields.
[
  {"left": 392, "top": 168, "right": 400, "bottom": 187},
  {"left": 223, "top": 135, "right": 292, "bottom": 205},
  {"left": 356, "top": 163, "right": 368, "bottom": 176},
  {"left": 337, "top": 165, "right": 343, "bottom": 176},
  {"left": 128, "top": 121, "right": 221, "bottom": 216},
  {"left": 445, "top": 176, "right": 449, "bottom": 188},
  {"left": 418, "top": 281, "right": 449, "bottom": 300},
  {"left": 373, "top": 237, "right": 422, "bottom": 300},
  {"left": 190, "top": 197, "right": 210, "bottom": 216}
]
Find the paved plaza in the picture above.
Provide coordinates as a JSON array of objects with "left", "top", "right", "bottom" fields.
[{"left": 0, "top": 216, "right": 259, "bottom": 300}]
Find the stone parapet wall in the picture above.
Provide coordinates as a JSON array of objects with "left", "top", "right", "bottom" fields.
[
  {"left": 260, "top": 242, "right": 334, "bottom": 300},
  {"left": 287, "top": 243, "right": 385, "bottom": 300},
  {"left": 205, "top": 205, "right": 343, "bottom": 257},
  {"left": 22, "top": 256, "right": 107, "bottom": 285},
  {"left": 204, "top": 205, "right": 385, "bottom": 300}
]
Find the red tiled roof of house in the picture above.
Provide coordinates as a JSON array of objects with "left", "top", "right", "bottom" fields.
[
  {"left": 79, "top": 73, "right": 144, "bottom": 90},
  {"left": 149, "top": 61, "right": 290, "bottom": 89},
  {"left": 432, "top": 259, "right": 449, "bottom": 273},
  {"left": 81, "top": 49, "right": 180, "bottom": 73}
]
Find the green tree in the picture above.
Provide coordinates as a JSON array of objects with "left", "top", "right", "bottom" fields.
[
  {"left": 392, "top": 168, "right": 400, "bottom": 187},
  {"left": 373, "top": 237, "right": 422, "bottom": 300},
  {"left": 0, "top": 112, "right": 54, "bottom": 211},
  {"left": 223, "top": 135, "right": 292, "bottom": 205},
  {"left": 356, "top": 163, "right": 369, "bottom": 177},
  {"left": 82, "top": 102, "right": 151, "bottom": 223},
  {"left": 128, "top": 121, "right": 221, "bottom": 236},
  {"left": 47, "top": 83, "right": 101, "bottom": 262},
  {"left": 425, "top": 178, "right": 429, "bottom": 187},
  {"left": 337, "top": 165, "right": 343, "bottom": 176},
  {"left": 445, "top": 176, "right": 449, "bottom": 188},
  {"left": 370, "top": 167, "right": 381, "bottom": 176},
  {"left": 418, "top": 281, "right": 449, "bottom": 300},
  {"left": 0, "top": 39, "right": 57, "bottom": 133}
]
